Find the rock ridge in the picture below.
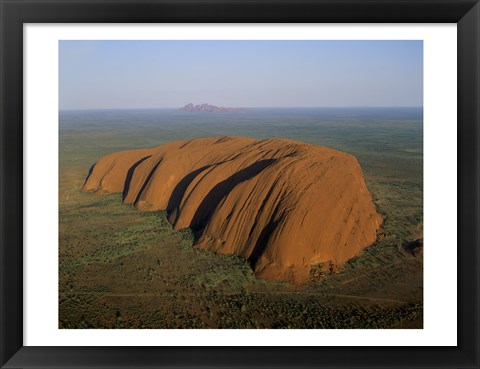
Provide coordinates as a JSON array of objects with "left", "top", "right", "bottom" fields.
[{"left": 180, "top": 103, "right": 246, "bottom": 113}]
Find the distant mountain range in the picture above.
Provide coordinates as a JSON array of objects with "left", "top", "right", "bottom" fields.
[{"left": 180, "top": 103, "right": 246, "bottom": 113}]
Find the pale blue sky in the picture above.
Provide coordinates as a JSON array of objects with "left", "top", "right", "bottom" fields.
[{"left": 59, "top": 40, "right": 423, "bottom": 110}]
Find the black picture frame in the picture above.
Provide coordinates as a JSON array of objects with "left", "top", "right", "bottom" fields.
[{"left": 1, "top": 0, "right": 479, "bottom": 368}]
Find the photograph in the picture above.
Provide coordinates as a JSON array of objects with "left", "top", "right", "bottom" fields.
[
  {"left": 2, "top": 0, "right": 479, "bottom": 366},
  {"left": 58, "top": 40, "right": 423, "bottom": 329}
]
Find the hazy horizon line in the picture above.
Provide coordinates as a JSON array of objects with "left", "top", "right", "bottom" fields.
[{"left": 59, "top": 105, "right": 424, "bottom": 112}]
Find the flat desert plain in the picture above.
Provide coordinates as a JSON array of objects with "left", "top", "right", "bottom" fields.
[{"left": 59, "top": 108, "right": 423, "bottom": 329}]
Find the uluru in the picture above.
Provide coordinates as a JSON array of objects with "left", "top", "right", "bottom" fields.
[{"left": 83, "top": 136, "right": 383, "bottom": 283}]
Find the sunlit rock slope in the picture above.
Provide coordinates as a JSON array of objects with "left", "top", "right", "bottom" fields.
[{"left": 83, "top": 136, "right": 382, "bottom": 283}]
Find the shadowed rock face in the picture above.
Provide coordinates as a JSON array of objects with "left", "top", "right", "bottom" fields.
[{"left": 83, "top": 136, "right": 383, "bottom": 283}]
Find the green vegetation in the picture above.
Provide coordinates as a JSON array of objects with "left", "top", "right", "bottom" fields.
[{"left": 59, "top": 108, "right": 423, "bottom": 329}]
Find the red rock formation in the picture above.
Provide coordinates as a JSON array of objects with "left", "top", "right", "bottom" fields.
[{"left": 83, "top": 136, "right": 382, "bottom": 283}]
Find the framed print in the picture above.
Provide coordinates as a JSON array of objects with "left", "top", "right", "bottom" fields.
[{"left": 0, "top": 0, "right": 479, "bottom": 368}]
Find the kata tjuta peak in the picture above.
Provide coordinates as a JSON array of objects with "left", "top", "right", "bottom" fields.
[{"left": 180, "top": 103, "right": 246, "bottom": 113}]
